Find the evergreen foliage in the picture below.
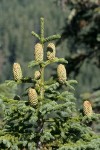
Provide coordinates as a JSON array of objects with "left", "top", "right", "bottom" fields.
[
  {"left": 0, "top": 18, "right": 100, "bottom": 150},
  {"left": 0, "top": 81, "right": 17, "bottom": 135}
]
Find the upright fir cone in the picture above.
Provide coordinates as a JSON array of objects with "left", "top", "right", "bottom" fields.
[
  {"left": 13, "top": 63, "right": 22, "bottom": 81},
  {"left": 34, "top": 43, "right": 43, "bottom": 62},
  {"left": 47, "top": 43, "right": 56, "bottom": 60},
  {"left": 83, "top": 100, "right": 93, "bottom": 116},
  {"left": 57, "top": 64, "right": 67, "bottom": 84},
  {"left": 34, "top": 71, "right": 41, "bottom": 80},
  {"left": 28, "top": 88, "right": 38, "bottom": 106}
]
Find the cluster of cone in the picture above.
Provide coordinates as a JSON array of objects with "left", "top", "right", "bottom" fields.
[
  {"left": 12, "top": 42, "right": 95, "bottom": 119},
  {"left": 12, "top": 44, "right": 94, "bottom": 113},
  {"left": 83, "top": 100, "right": 93, "bottom": 116},
  {"left": 13, "top": 43, "right": 67, "bottom": 106}
]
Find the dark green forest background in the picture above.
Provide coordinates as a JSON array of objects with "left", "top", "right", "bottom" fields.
[{"left": 0, "top": 0, "right": 100, "bottom": 113}]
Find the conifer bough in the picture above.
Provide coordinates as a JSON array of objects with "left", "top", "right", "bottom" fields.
[
  {"left": 28, "top": 88, "right": 38, "bottom": 106},
  {"left": 57, "top": 64, "right": 67, "bottom": 83},
  {"left": 83, "top": 100, "right": 93, "bottom": 116},
  {"left": 13, "top": 63, "right": 23, "bottom": 81}
]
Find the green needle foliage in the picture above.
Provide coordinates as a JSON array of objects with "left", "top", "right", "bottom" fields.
[{"left": 0, "top": 18, "right": 100, "bottom": 150}]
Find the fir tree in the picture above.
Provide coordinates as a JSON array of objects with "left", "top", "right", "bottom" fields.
[{"left": 0, "top": 18, "right": 100, "bottom": 150}]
